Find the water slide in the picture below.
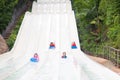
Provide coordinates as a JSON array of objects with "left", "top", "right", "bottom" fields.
[{"left": 0, "top": 0, "right": 120, "bottom": 80}]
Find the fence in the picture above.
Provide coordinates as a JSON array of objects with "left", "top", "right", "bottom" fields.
[
  {"left": 103, "top": 46, "right": 120, "bottom": 68},
  {"left": 92, "top": 46, "right": 120, "bottom": 68}
]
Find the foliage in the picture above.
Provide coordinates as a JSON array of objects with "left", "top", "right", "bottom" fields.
[
  {"left": 0, "top": 0, "right": 34, "bottom": 34},
  {"left": 0, "top": 0, "right": 34, "bottom": 49},
  {"left": 6, "top": 15, "right": 24, "bottom": 49},
  {"left": 0, "top": 0, "right": 18, "bottom": 33},
  {"left": 72, "top": 0, "right": 120, "bottom": 54},
  {"left": 105, "top": 0, "right": 120, "bottom": 49}
]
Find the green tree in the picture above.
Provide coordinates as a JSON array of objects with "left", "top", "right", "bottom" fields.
[
  {"left": 72, "top": 0, "right": 120, "bottom": 53},
  {"left": 0, "top": 0, "right": 18, "bottom": 33}
]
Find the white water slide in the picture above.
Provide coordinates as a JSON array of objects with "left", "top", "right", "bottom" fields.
[{"left": 0, "top": 0, "right": 120, "bottom": 80}]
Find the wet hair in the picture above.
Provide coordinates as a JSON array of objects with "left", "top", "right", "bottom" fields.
[
  {"left": 34, "top": 53, "right": 38, "bottom": 55},
  {"left": 51, "top": 42, "right": 54, "bottom": 44},
  {"left": 63, "top": 52, "right": 66, "bottom": 54}
]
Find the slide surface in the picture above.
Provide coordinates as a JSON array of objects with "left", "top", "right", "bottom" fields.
[{"left": 0, "top": 0, "right": 120, "bottom": 80}]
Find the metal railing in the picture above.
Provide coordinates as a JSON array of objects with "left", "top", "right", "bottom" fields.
[
  {"left": 91, "top": 46, "right": 120, "bottom": 68},
  {"left": 102, "top": 46, "right": 120, "bottom": 68}
]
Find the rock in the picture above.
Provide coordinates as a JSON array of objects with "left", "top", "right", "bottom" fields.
[{"left": 0, "top": 34, "right": 8, "bottom": 54}]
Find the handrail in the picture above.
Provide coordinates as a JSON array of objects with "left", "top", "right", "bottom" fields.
[
  {"left": 89, "top": 46, "right": 120, "bottom": 68},
  {"left": 103, "top": 46, "right": 120, "bottom": 67}
]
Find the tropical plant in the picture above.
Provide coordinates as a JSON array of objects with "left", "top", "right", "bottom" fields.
[{"left": 0, "top": 0, "right": 18, "bottom": 33}]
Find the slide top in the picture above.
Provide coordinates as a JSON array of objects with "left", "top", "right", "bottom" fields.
[
  {"left": 37, "top": 0, "right": 70, "bottom": 3},
  {"left": 32, "top": 0, "right": 72, "bottom": 13}
]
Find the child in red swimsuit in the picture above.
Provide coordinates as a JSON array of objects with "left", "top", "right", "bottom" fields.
[
  {"left": 49, "top": 42, "right": 55, "bottom": 49},
  {"left": 71, "top": 41, "right": 77, "bottom": 49}
]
